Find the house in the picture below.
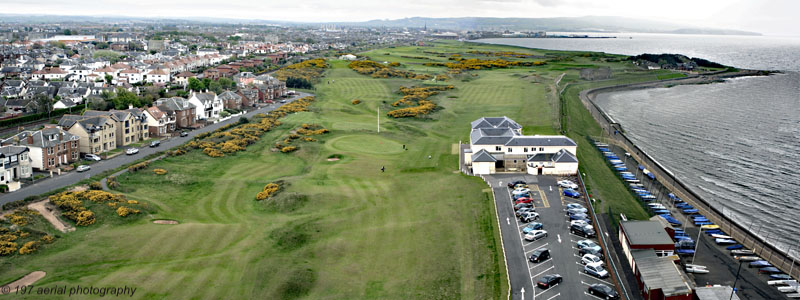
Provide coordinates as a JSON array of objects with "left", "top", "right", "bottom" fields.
[
  {"left": 145, "top": 69, "right": 170, "bottom": 84},
  {"left": 173, "top": 71, "right": 195, "bottom": 86},
  {"left": 187, "top": 92, "right": 223, "bottom": 120},
  {"left": 237, "top": 88, "right": 258, "bottom": 107},
  {"left": 629, "top": 250, "right": 693, "bottom": 300},
  {"left": 82, "top": 109, "right": 149, "bottom": 147},
  {"left": 53, "top": 98, "right": 77, "bottom": 109},
  {"left": 155, "top": 97, "right": 196, "bottom": 128},
  {"left": 58, "top": 115, "right": 116, "bottom": 154},
  {"left": 118, "top": 68, "right": 144, "bottom": 84},
  {"left": 144, "top": 106, "right": 174, "bottom": 137},
  {"left": 2, "top": 127, "right": 80, "bottom": 171},
  {"left": 464, "top": 117, "right": 578, "bottom": 175},
  {"left": 0, "top": 145, "right": 33, "bottom": 192},
  {"left": 233, "top": 72, "right": 256, "bottom": 86},
  {"left": 218, "top": 91, "right": 243, "bottom": 110},
  {"left": 619, "top": 220, "right": 676, "bottom": 260}
]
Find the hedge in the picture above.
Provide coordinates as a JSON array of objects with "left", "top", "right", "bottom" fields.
[{"left": 0, "top": 107, "right": 75, "bottom": 128}]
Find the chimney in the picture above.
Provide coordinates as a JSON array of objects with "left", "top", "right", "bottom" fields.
[
  {"left": 128, "top": 104, "right": 133, "bottom": 110},
  {"left": 27, "top": 134, "right": 33, "bottom": 144}
]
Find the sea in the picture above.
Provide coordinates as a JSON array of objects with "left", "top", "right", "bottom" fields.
[{"left": 478, "top": 34, "right": 800, "bottom": 253}]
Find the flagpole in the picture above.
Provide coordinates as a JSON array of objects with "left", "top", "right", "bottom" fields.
[{"left": 377, "top": 107, "right": 380, "bottom": 133}]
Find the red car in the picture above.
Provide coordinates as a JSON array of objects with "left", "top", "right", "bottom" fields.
[{"left": 515, "top": 198, "right": 532, "bottom": 205}]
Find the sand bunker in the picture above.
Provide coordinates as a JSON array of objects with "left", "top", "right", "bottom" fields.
[
  {"left": 1, "top": 271, "right": 46, "bottom": 291},
  {"left": 28, "top": 200, "right": 74, "bottom": 233},
  {"left": 326, "top": 158, "right": 340, "bottom": 161},
  {"left": 153, "top": 220, "right": 179, "bottom": 225}
]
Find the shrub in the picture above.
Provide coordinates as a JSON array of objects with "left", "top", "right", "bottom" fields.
[
  {"left": 40, "top": 235, "right": 55, "bottom": 244},
  {"left": 0, "top": 241, "right": 18, "bottom": 256},
  {"left": 116, "top": 206, "right": 141, "bottom": 217},
  {"left": 256, "top": 182, "right": 282, "bottom": 201},
  {"left": 281, "top": 146, "right": 297, "bottom": 153},
  {"left": 89, "top": 182, "right": 103, "bottom": 190},
  {"left": 153, "top": 169, "right": 168, "bottom": 175},
  {"left": 74, "top": 210, "right": 96, "bottom": 226},
  {"left": 128, "top": 161, "right": 150, "bottom": 172},
  {"left": 18, "top": 241, "right": 39, "bottom": 255},
  {"left": 351, "top": 99, "right": 361, "bottom": 105}
]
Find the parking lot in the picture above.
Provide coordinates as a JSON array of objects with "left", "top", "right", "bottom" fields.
[{"left": 485, "top": 174, "right": 621, "bottom": 300}]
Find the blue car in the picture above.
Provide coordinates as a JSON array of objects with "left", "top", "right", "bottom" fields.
[
  {"left": 569, "top": 213, "right": 589, "bottom": 221},
  {"left": 522, "top": 222, "right": 544, "bottom": 234},
  {"left": 563, "top": 189, "right": 581, "bottom": 198}
]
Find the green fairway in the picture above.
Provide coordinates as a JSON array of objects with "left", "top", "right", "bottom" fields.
[{"left": 1, "top": 40, "right": 681, "bottom": 299}]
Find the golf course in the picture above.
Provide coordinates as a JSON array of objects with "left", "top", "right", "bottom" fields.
[{"left": 1, "top": 40, "right": 686, "bottom": 299}]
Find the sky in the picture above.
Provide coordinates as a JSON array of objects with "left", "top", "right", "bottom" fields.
[{"left": 1, "top": 0, "right": 797, "bottom": 36}]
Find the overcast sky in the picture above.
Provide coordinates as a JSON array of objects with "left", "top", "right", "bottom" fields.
[{"left": 2, "top": 0, "right": 797, "bottom": 36}]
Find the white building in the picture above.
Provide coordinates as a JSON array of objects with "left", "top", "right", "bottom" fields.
[
  {"left": 145, "top": 69, "right": 170, "bottom": 84},
  {"left": 188, "top": 92, "right": 223, "bottom": 120},
  {"left": 464, "top": 117, "right": 578, "bottom": 176}
]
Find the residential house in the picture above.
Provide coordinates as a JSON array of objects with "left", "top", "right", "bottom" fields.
[
  {"left": 155, "top": 97, "right": 196, "bottom": 128},
  {"left": 144, "top": 105, "right": 174, "bottom": 137},
  {"left": 58, "top": 115, "right": 116, "bottom": 154},
  {"left": 464, "top": 117, "right": 578, "bottom": 175},
  {"left": 145, "top": 69, "right": 170, "bottom": 84},
  {"left": 2, "top": 127, "right": 80, "bottom": 171},
  {"left": 0, "top": 145, "right": 33, "bottom": 192},
  {"left": 187, "top": 92, "right": 223, "bottom": 120},
  {"left": 173, "top": 71, "right": 195, "bottom": 86},
  {"left": 218, "top": 90, "right": 243, "bottom": 110},
  {"left": 118, "top": 68, "right": 144, "bottom": 84},
  {"left": 237, "top": 88, "right": 258, "bottom": 107},
  {"left": 82, "top": 109, "right": 149, "bottom": 147}
]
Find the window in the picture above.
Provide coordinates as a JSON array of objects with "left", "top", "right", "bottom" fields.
[
  {"left": 507, "top": 148, "right": 512, "bottom": 152},
  {"left": 125, "top": 128, "right": 129, "bottom": 134},
  {"left": 11, "top": 155, "right": 17, "bottom": 162},
  {"left": 72, "top": 152, "right": 78, "bottom": 160},
  {"left": 48, "top": 158, "right": 55, "bottom": 166},
  {"left": 48, "top": 147, "right": 54, "bottom": 155},
  {"left": 539, "top": 147, "right": 544, "bottom": 151},
  {"left": 125, "top": 137, "right": 129, "bottom": 143},
  {"left": 73, "top": 141, "right": 78, "bottom": 148},
  {"left": 524, "top": 148, "right": 528, "bottom": 153}
]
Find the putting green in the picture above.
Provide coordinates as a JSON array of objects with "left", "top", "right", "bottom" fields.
[{"left": 327, "top": 134, "right": 404, "bottom": 155}]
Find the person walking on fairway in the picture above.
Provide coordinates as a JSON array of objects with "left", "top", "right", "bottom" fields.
[{"left": 381, "top": 166, "right": 385, "bottom": 173}]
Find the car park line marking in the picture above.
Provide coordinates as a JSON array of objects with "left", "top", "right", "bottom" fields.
[
  {"left": 545, "top": 293, "right": 560, "bottom": 300},
  {"left": 549, "top": 186, "right": 552, "bottom": 192},
  {"left": 584, "top": 292, "right": 605, "bottom": 300},
  {"left": 557, "top": 234, "right": 561, "bottom": 243},
  {"left": 536, "top": 284, "right": 560, "bottom": 298},
  {"left": 529, "top": 259, "right": 554, "bottom": 270},
  {"left": 578, "top": 272, "right": 615, "bottom": 286},
  {"left": 526, "top": 242, "right": 549, "bottom": 254},
  {"left": 535, "top": 185, "right": 550, "bottom": 208},
  {"left": 507, "top": 182, "right": 537, "bottom": 300},
  {"left": 531, "top": 265, "right": 555, "bottom": 278},
  {"left": 507, "top": 217, "right": 510, "bottom": 225}
]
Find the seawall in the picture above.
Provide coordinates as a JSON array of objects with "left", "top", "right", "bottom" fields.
[{"left": 578, "top": 73, "right": 800, "bottom": 280}]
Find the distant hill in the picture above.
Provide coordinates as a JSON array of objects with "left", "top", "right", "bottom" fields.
[{"left": 341, "top": 16, "right": 761, "bottom": 36}]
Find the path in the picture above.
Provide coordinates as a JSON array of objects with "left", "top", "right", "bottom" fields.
[
  {"left": 0, "top": 92, "right": 313, "bottom": 207},
  {"left": 27, "top": 200, "right": 73, "bottom": 233},
  {"left": 0, "top": 271, "right": 46, "bottom": 292}
]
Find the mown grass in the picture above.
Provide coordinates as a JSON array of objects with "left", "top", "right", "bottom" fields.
[{"left": 1, "top": 40, "right": 671, "bottom": 299}]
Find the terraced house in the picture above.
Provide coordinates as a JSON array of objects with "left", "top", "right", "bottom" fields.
[
  {"left": 0, "top": 145, "right": 32, "bottom": 192},
  {"left": 464, "top": 116, "right": 578, "bottom": 175},
  {"left": 1, "top": 127, "right": 81, "bottom": 171},
  {"left": 58, "top": 115, "right": 116, "bottom": 155},
  {"left": 83, "top": 109, "right": 149, "bottom": 147}
]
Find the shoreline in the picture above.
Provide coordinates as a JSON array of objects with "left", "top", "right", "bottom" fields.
[{"left": 578, "top": 72, "right": 800, "bottom": 281}]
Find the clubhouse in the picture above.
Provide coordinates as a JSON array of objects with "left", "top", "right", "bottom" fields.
[{"left": 464, "top": 117, "right": 578, "bottom": 176}]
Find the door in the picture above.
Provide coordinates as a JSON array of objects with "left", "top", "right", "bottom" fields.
[{"left": 538, "top": 166, "right": 543, "bottom": 175}]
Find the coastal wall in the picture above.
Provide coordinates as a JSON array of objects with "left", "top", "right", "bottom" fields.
[{"left": 578, "top": 76, "right": 800, "bottom": 280}]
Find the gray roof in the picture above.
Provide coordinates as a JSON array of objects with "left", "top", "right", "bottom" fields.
[
  {"left": 472, "top": 149, "right": 497, "bottom": 163},
  {"left": 695, "top": 286, "right": 740, "bottom": 300},
  {"left": 470, "top": 128, "right": 517, "bottom": 145},
  {"left": 218, "top": 91, "right": 241, "bottom": 101},
  {"left": 4, "top": 128, "right": 79, "bottom": 148},
  {"left": 470, "top": 116, "right": 522, "bottom": 130},
  {"left": 192, "top": 92, "right": 216, "bottom": 104},
  {"left": 504, "top": 136, "right": 577, "bottom": 147},
  {"left": 528, "top": 153, "right": 554, "bottom": 162},
  {"left": 631, "top": 249, "right": 692, "bottom": 296},
  {"left": 0, "top": 145, "right": 28, "bottom": 157},
  {"left": 58, "top": 115, "right": 111, "bottom": 132},
  {"left": 552, "top": 149, "right": 578, "bottom": 163},
  {"left": 620, "top": 221, "right": 674, "bottom": 246},
  {"left": 156, "top": 97, "right": 196, "bottom": 112}
]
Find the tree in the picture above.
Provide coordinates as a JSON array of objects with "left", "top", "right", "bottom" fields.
[
  {"left": 112, "top": 88, "right": 141, "bottom": 109},
  {"left": 33, "top": 94, "right": 53, "bottom": 115},
  {"left": 218, "top": 77, "right": 235, "bottom": 90},
  {"left": 207, "top": 80, "right": 222, "bottom": 94},
  {"left": 63, "top": 29, "right": 72, "bottom": 35},
  {"left": 105, "top": 74, "right": 113, "bottom": 84},
  {"left": 187, "top": 77, "right": 205, "bottom": 92}
]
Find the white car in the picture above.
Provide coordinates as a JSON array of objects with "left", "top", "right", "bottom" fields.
[
  {"left": 512, "top": 188, "right": 531, "bottom": 195},
  {"left": 76, "top": 165, "right": 91, "bottom": 172},
  {"left": 84, "top": 154, "right": 101, "bottom": 161},
  {"left": 571, "top": 219, "right": 590, "bottom": 227},
  {"left": 648, "top": 203, "right": 666, "bottom": 210},
  {"left": 524, "top": 230, "right": 548, "bottom": 241},
  {"left": 584, "top": 262, "right": 609, "bottom": 278},
  {"left": 126, "top": 148, "right": 139, "bottom": 155},
  {"left": 557, "top": 180, "right": 579, "bottom": 189},
  {"left": 581, "top": 254, "right": 604, "bottom": 266}
]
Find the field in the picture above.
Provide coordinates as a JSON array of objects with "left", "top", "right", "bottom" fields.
[{"left": 1, "top": 40, "right": 673, "bottom": 299}]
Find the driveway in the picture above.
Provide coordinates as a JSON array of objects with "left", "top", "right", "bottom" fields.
[{"left": 0, "top": 92, "right": 312, "bottom": 206}]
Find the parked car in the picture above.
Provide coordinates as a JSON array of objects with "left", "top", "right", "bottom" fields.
[
  {"left": 581, "top": 254, "right": 604, "bottom": 266},
  {"left": 84, "top": 154, "right": 101, "bottom": 161},
  {"left": 507, "top": 180, "right": 526, "bottom": 189},
  {"left": 149, "top": 140, "right": 161, "bottom": 147},
  {"left": 515, "top": 198, "right": 532, "bottom": 205},
  {"left": 563, "top": 188, "right": 581, "bottom": 198},
  {"left": 537, "top": 274, "right": 563, "bottom": 289},
  {"left": 588, "top": 283, "right": 619, "bottom": 299},
  {"left": 280, "top": 100, "right": 287, "bottom": 103},
  {"left": 569, "top": 213, "right": 589, "bottom": 221},
  {"left": 512, "top": 188, "right": 531, "bottom": 195},
  {"left": 571, "top": 224, "right": 596, "bottom": 238},
  {"left": 514, "top": 202, "right": 533, "bottom": 211},
  {"left": 579, "top": 247, "right": 605, "bottom": 260},
  {"left": 570, "top": 219, "right": 590, "bottom": 227},
  {"left": 577, "top": 240, "right": 601, "bottom": 252},
  {"left": 584, "top": 263, "right": 609, "bottom": 278},
  {"left": 520, "top": 211, "right": 540, "bottom": 223},
  {"left": 525, "top": 230, "right": 548, "bottom": 241},
  {"left": 516, "top": 207, "right": 536, "bottom": 217},
  {"left": 557, "top": 180, "right": 579, "bottom": 189},
  {"left": 566, "top": 203, "right": 585, "bottom": 210},
  {"left": 126, "top": 148, "right": 139, "bottom": 155},
  {"left": 180, "top": 131, "right": 189, "bottom": 137},
  {"left": 76, "top": 165, "right": 91, "bottom": 172},
  {"left": 529, "top": 248, "right": 550, "bottom": 263},
  {"left": 566, "top": 207, "right": 588, "bottom": 214},
  {"left": 512, "top": 193, "right": 530, "bottom": 200},
  {"left": 522, "top": 222, "right": 543, "bottom": 234}
]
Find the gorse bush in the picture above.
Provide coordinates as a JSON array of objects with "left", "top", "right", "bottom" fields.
[
  {"left": 348, "top": 60, "right": 433, "bottom": 80},
  {"left": 387, "top": 85, "right": 454, "bottom": 118}
]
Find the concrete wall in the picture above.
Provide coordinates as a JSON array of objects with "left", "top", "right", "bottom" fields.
[{"left": 473, "top": 161, "right": 495, "bottom": 175}]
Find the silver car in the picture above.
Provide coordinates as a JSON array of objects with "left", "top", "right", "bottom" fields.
[{"left": 524, "top": 230, "right": 548, "bottom": 241}]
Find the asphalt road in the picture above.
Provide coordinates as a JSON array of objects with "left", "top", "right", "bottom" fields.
[
  {"left": 0, "top": 92, "right": 312, "bottom": 206},
  {"left": 485, "top": 174, "right": 618, "bottom": 300}
]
